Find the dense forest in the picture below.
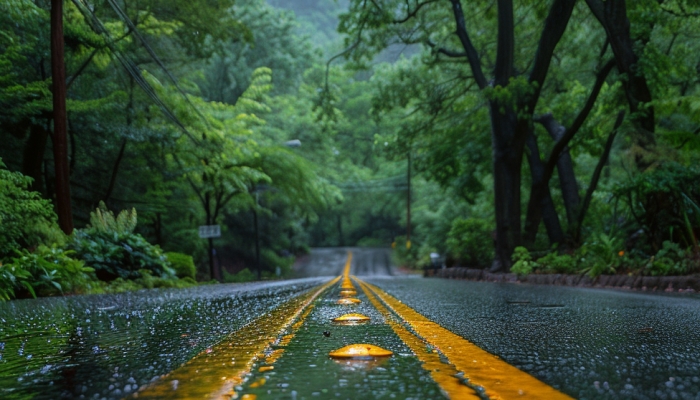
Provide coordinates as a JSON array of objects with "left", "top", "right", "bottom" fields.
[{"left": 1, "top": 0, "right": 699, "bottom": 300}]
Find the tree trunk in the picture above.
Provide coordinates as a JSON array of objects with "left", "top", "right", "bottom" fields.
[
  {"left": 22, "top": 123, "right": 50, "bottom": 194},
  {"left": 51, "top": 0, "right": 73, "bottom": 234},
  {"left": 585, "top": 0, "right": 655, "bottom": 154},
  {"left": 490, "top": 105, "right": 523, "bottom": 271},
  {"left": 537, "top": 114, "right": 581, "bottom": 227},
  {"left": 524, "top": 132, "right": 564, "bottom": 246}
]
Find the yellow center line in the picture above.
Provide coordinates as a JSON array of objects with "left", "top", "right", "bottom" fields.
[
  {"left": 357, "top": 279, "right": 574, "bottom": 400},
  {"left": 356, "top": 279, "right": 482, "bottom": 399},
  {"left": 129, "top": 277, "right": 339, "bottom": 400}
]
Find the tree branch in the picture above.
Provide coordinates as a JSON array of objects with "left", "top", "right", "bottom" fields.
[
  {"left": 394, "top": 0, "right": 439, "bottom": 23},
  {"left": 575, "top": 110, "right": 625, "bottom": 242},
  {"left": 526, "top": 0, "right": 576, "bottom": 110},
  {"left": 541, "top": 58, "right": 616, "bottom": 182},
  {"left": 426, "top": 40, "right": 467, "bottom": 58},
  {"left": 449, "top": 0, "right": 488, "bottom": 88}
]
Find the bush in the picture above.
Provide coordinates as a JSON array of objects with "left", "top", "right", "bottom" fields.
[
  {"left": 1, "top": 246, "right": 95, "bottom": 299},
  {"left": 446, "top": 218, "right": 493, "bottom": 267},
  {"left": 614, "top": 162, "right": 700, "bottom": 251},
  {"left": 0, "top": 260, "right": 33, "bottom": 301},
  {"left": 135, "top": 269, "right": 197, "bottom": 289},
  {"left": 165, "top": 252, "right": 196, "bottom": 279},
  {"left": 510, "top": 246, "right": 537, "bottom": 276},
  {"left": 578, "top": 232, "right": 624, "bottom": 277},
  {"left": 69, "top": 204, "right": 173, "bottom": 281},
  {"left": 223, "top": 268, "right": 256, "bottom": 283},
  {"left": 391, "top": 235, "right": 419, "bottom": 269},
  {"left": 70, "top": 230, "right": 172, "bottom": 281},
  {"left": 536, "top": 251, "right": 577, "bottom": 274},
  {"left": 261, "top": 248, "right": 293, "bottom": 277},
  {"left": 0, "top": 159, "right": 60, "bottom": 258},
  {"left": 644, "top": 241, "right": 695, "bottom": 276}
]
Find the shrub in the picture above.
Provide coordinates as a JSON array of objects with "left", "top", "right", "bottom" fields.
[
  {"left": 644, "top": 241, "right": 694, "bottom": 276},
  {"left": 1, "top": 246, "right": 95, "bottom": 299},
  {"left": 0, "top": 159, "right": 60, "bottom": 258},
  {"left": 578, "top": 232, "right": 623, "bottom": 277},
  {"left": 446, "top": 218, "right": 493, "bottom": 267},
  {"left": 135, "top": 269, "right": 197, "bottom": 289},
  {"left": 536, "top": 251, "right": 577, "bottom": 274},
  {"left": 510, "top": 246, "right": 537, "bottom": 276},
  {"left": 223, "top": 268, "right": 256, "bottom": 283},
  {"left": 261, "top": 248, "right": 293, "bottom": 277},
  {"left": 165, "top": 252, "right": 196, "bottom": 280},
  {"left": 70, "top": 230, "right": 173, "bottom": 281},
  {"left": 69, "top": 204, "right": 173, "bottom": 281},
  {"left": 391, "top": 235, "right": 419, "bottom": 269},
  {"left": 614, "top": 162, "right": 700, "bottom": 251},
  {"left": 0, "top": 260, "right": 33, "bottom": 301}
]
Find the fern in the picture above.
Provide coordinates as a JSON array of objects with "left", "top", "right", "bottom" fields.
[{"left": 88, "top": 201, "right": 137, "bottom": 235}]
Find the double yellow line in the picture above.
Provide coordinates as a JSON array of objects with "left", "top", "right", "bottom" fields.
[
  {"left": 130, "top": 277, "right": 339, "bottom": 399},
  {"left": 355, "top": 278, "right": 573, "bottom": 399},
  {"left": 132, "top": 252, "right": 572, "bottom": 399}
]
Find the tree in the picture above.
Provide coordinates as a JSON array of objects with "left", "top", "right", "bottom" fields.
[
  {"left": 51, "top": 0, "right": 74, "bottom": 234},
  {"left": 336, "top": 0, "right": 694, "bottom": 269}
]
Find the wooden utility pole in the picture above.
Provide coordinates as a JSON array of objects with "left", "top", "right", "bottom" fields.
[
  {"left": 406, "top": 152, "right": 411, "bottom": 249},
  {"left": 51, "top": 0, "right": 74, "bottom": 234}
]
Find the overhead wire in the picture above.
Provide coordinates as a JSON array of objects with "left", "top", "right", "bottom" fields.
[{"left": 71, "top": 0, "right": 201, "bottom": 144}]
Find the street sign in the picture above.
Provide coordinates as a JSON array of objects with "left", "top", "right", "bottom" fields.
[{"left": 198, "top": 225, "right": 221, "bottom": 238}]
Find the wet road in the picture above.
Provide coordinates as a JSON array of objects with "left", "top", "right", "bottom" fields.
[
  {"left": 294, "top": 247, "right": 394, "bottom": 277},
  {"left": 367, "top": 276, "right": 700, "bottom": 400},
  {"left": 2, "top": 248, "right": 700, "bottom": 399},
  {"left": 0, "top": 279, "right": 325, "bottom": 399}
]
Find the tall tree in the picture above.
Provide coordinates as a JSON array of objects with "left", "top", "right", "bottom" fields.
[{"left": 51, "top": 0, "right": 74, "bottom": 234}]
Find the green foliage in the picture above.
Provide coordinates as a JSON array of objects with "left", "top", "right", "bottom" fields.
[
  {"left": 69, "top": 229, "right": 172, "bottom": 281},
  {"left": 261, "top": 248, "right": 294, "bottom": 277},
  {"left": 165, "top": 252, "right": 196, "bottom": 279},
  {"left": 0, "top": 159, "right": 59, "bottom": 258},
  {"left": 69, "top": 204, "right": 172, "bottom": 281},
  {"left": 134, "top": 269, "right": 197, "bottom": 290},
  {"left": 536, "top": 252, "right": 577, "bottom": 274},
  {"left": 223, "top": 268, "right": 256, "bottom": 283},
  {"left": 578, "top": 233, "right": 624, "bottom": 278},
  {"left": 644, "top": 241, "right": 696, "bottom": 276},
  {"left": 1, "top": 245, "right": 95, "bottom": 299},
  {"left": 88, "top": 201, "right": 138, "bottom": 235},
  {"left": 510, "top": 247, "right": 537, "bottom": 276},
  {"left": 614, "top": 162, "right": 700, "bottom": 251},
  {"left": 446, "top": 218, "right": 494, "bottom": 267},
  {"left": 0, "top": 259, "right": 33, "bottom": 301},
  {"left": 391, "top": 235, "right": 419, "bottom": 269}
]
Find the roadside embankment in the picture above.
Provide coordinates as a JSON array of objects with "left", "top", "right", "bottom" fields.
[{"left": 427, "top": 267, "right": 700, "bottom": 293}]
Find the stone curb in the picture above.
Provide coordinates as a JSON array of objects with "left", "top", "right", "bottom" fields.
[{"left": 428, "top": 267, "right": 700, "bottom": 293}]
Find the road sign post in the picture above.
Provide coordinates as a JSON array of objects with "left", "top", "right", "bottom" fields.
[
  {"left": 199, "top": 225, "right": 221, "bottom": 281},
  {"left": 198, "top": 225, "right": 221, "bottom": 239}
]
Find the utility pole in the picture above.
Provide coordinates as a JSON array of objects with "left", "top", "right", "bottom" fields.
[
  {"left": 406, "top": 152, "right": 411, "bottom": 249},
  {"left": 51, "top": 0, "right": 73, "bottom": 234}
]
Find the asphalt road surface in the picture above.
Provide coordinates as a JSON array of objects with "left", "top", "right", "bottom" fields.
[
  {"left": 1, "top": 247, "right": 700, "bottom": 400},
  {"left": 293, "top": 247, "right": 394, "bottom": 277}
]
